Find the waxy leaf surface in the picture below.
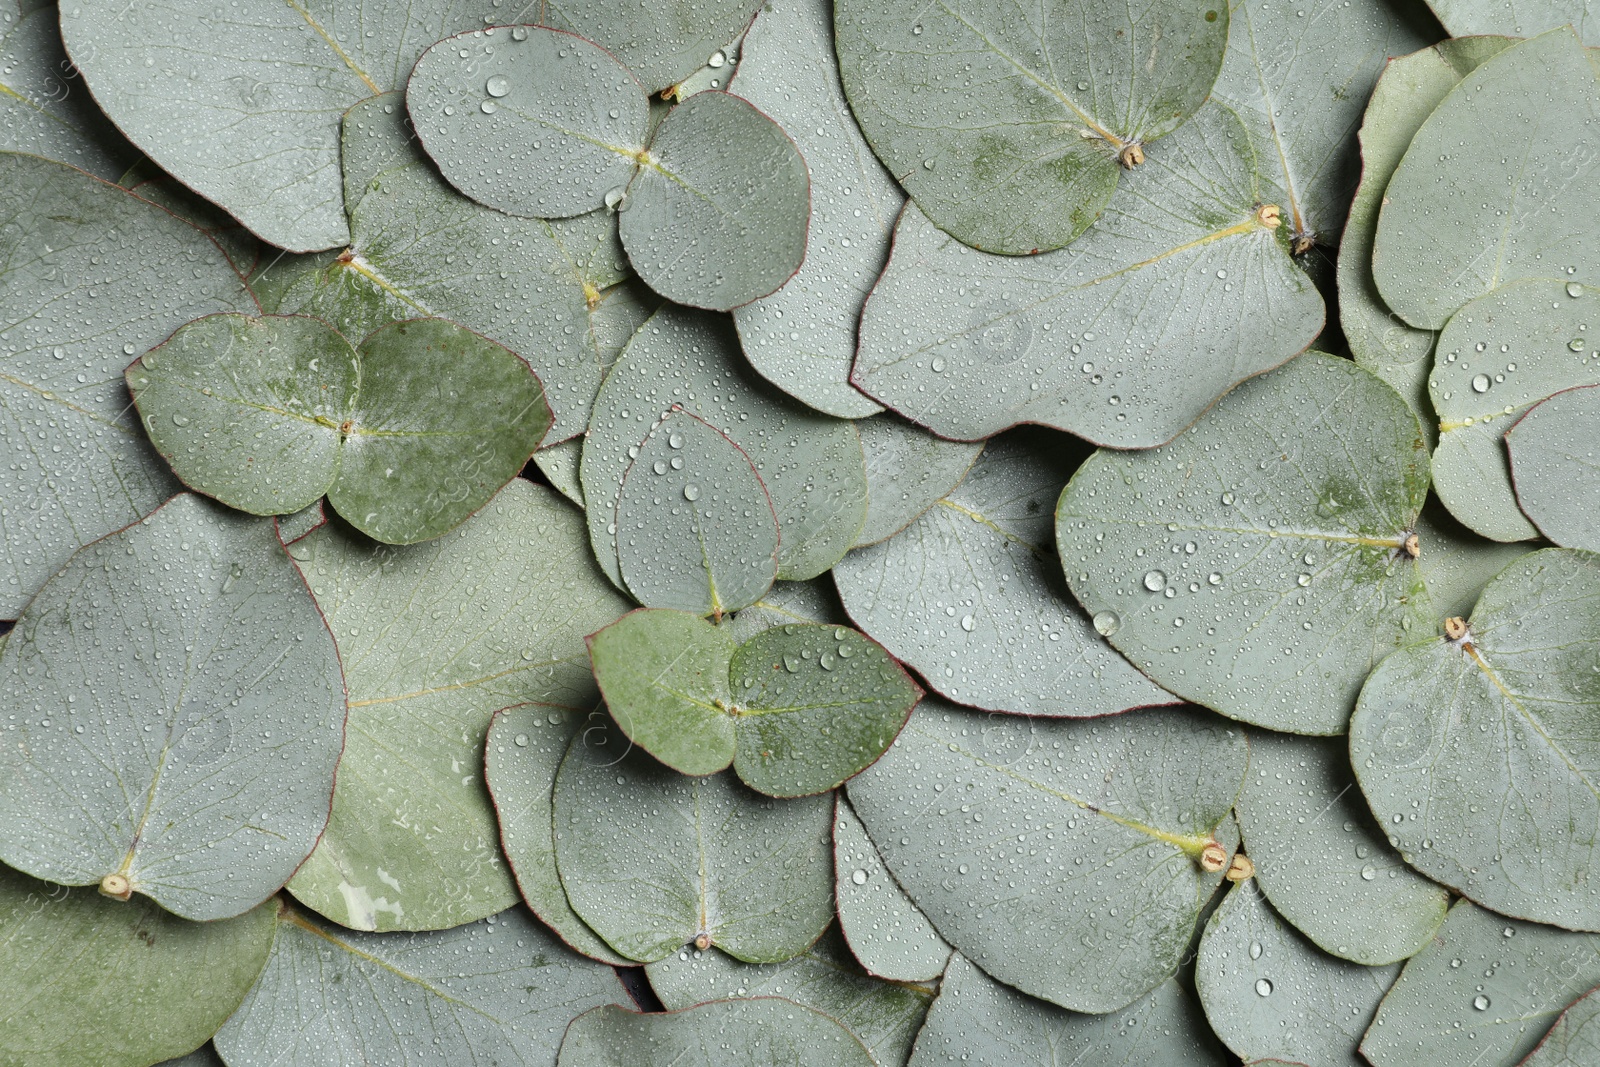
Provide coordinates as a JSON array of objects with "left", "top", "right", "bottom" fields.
[
  {"left": 558, "top": 999, "right": 875, "bottom": 1067},
  {"left": 1521, "top": 985, "right": 1600, "bottom": 1066},
  {"left": 1429, "top": 0, "right": 1600, "bottom": 42},
  {"left": 834, "top": 797, "right": 950, "bottom": 984},
  {"left": 538, "top": 0, "right": 764, "bottom": 93},
  {"left": 852, "top": 416, "right": 981, "bottom": 548},
  {"left": 1508, "top": 386, "right": 1600, "bottom": 551}
]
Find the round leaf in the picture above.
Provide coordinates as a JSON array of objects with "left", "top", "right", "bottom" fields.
[
  {"left": 727, "top": 0, "right": 899, "bottom": 418},
  {"left": 833, "top": 0, "right": 1228, "bottom": 254},
  {"left": 614, "top": 410, "right": 780, "bottom": 615},
  {"left": 538, "top": 0, "right": 765, "bottom": 94},
  {"left": 408, "top": 27, "right": 648, "bottom": 219},
  {"left": 836, "top": 429, "right": 1172, "bottom": 717},
  {"left": 621, "top": 91, "right": 810, "bottom": 311},
  {"left": 215, "top": 902, "right": 624, "bottom": 1066},
  {"left": 834, "top": 796, "right": 951, "bottom": 984},
  {"left": 850, "top": 103, "right": 1323, "bottom": 447},
  {"left": 1056, "top": 352, "right": 1430, "bottom": 734},
  {"left": 558, "top": 999, "right": 875, "bottom": 1067},
  {"left": 1196, "top": 879, "right": 1398, "bottom": 1067},
  {"left": 0, "top": 865, "right": 275, "bottom": 1067},
  {"left": 846, "top": 699, "right": 1247, "bottom": 1013},
  {"left": 1234, "top": 732, "right": 1448, "bottom": 966},
  {"left": 1372, "top": 28, "right": 1600, "bottom": 330},
  {"left": 1428, "top": 0, "right": 1600, "bottom": 42},
  {"left": 1521, "top": 985, "right": 1600, "bottom": 1066},
  {"left": 0, "top": 494, "right": 347, "bottom": 920},
  {"left": 1361, "top": 901, "right": 1600, "bottom": 1067},
  {"left": 852, "top": 416, "right": 981, "bottom": 548},
  {"left": 287, "top": 480, "right": 631, "bottom": 931},
  {"left": 1509, "top": 386, "right": 1600, "bottom": 551},
  {"left": 552, "top": 717, "right": 834, "bottom": 964},
  {"left": 0, "top": 151, "right": 254, "bottom": 617},
  {"left": 1350, "top": 548, "right": 1600, "bottom": 930}
]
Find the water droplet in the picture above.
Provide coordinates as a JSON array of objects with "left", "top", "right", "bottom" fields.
[
  {"left": 1570, "top": 338, "right": 1587, "bottom": 352},
  {"left": 1473, "top": 995, "right": 1490, "bottom": 1011},
  {"left": 480, "top": 100, "right": 498, "bottom": 114},
  {"left": 960, "top": 614, "right": 976, "bottom": 632},
  {"left": 1568, "top": 282, "right": 1584, "bottom": 298},
  {"left": 682, "top": 484, "right": 701, "bottom": 501},
  {"left": 604, "top": 187, "right": 627, "bottom": 210},
  {"left": 667, "top": 432, "right": 684, "bottom": 449},
  {"left": 1360, "top": 865, "right": 1377, "bottom": 881},
  {"left": 485, "top": 75, "right": 510, "bottom": 97},
  {"left": 1255, "top": 979, "right": 1273, "bottom": 997},
  {"left": 1471, "top": 374, "right": 1491, "bottom": 393},
  {"left": 851, "top": 869, "right": 868, "bottom": 885},
  {"left": 1248, "top": 940, "right": 1262, "bottom": 960},
  {"left": 1143, "top": 570, "right": 1167, "bottom": 592},
  {"left": 1207, "top": 572, "right": 1222, "bottom": 585},
  {"left": 514, "top": 734, "right": 529, "bottom": 747},
  {"left": 707, "top": 50, "right": 726, "bottom": 68},
  {"left": 172, "top": 413, "right": 189, "bottom": 426},
  {"left": 1092, "top": 611, "right": 1121, "bottom": 636},
  {"left": 510, "top": 25, "right": 528, "bottom": 40}
]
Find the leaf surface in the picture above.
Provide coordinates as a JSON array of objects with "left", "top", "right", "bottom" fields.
[
  {"left": 834, "top": 796, "right": 951, "bottom": 984},
  {"left": 1508, "top": 386, "right": 1600, "bottom": 551},
  {"left": 852, "top": 416, "right": 981, "bottom": 548},
  {"left": 1520, "top": 985, "right": 1600, "bottom": 1066},
  {"left": 558, "top": 999, "right": 875, "bottom": 1067},
  {"left": 538, "top": 0, "right": 764, "bottom": 93},
  {"left": 1428, "top": 0, "right": 1600, "bottom": 42}
]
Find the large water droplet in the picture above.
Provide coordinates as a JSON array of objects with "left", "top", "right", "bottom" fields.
[
  {"left": 1254, "top": 979, "right": 1273, "bottom": 997},
  {"left": 1092, "top": 610, "right": 1121, "bottom": 636},
  {"left": 1142, "top": 570, "right": 1167, "bottom": 592},
  {"left": 1471, "top": 374, "right": 1491, "bottom": 393},
  {"left": 1473, "top": 995, "right": 1490, "bottom": 1011},
  {"left": 485, "top": 75, "right": 511, "bottom": 97}
]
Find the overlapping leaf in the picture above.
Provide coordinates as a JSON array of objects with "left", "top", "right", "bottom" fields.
[
  {"left": 559, "top": 999, "right": 876, "bottom": 1067},
  {"left": 1509, "top": 386, "right": 1600, "bottom": 551},
  {"left": 834, "top": 797, "right": 950, "bottom": 983},
  {"left": 537, "top": 0, "right": 765, "bottom": 93},
  {"left": 1428, "top": 0, "right": 1600, "bottom": 42},
  {"left": 851, "top": 416, "right": 980, "bottom": 548},
  {"left": 1521, "top": 985, "right": 1600, "bottom": 1066},
  {"left": 0, "top": 6, "right": 137, "bottom": 178}
]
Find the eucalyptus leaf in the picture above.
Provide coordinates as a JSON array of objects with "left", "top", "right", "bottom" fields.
[
  {"left": 485, "top": 704, "right": 630, "bottom": 965},
  {"left": 537, "top": 437, "right": 588, "bottom": 508},
  {"left": 1429, "top": 279, "right": 1600, "bottom": 541},
  {"left": 726, "top": 578, "right": 848, "bottom": 643},
  {"left": 552, "top": 717, "right": 834, "bottom": 964},
  {"left": 1428, "top": 0, "right": 1599, "bottom": 42},
  {"left": 1414, "top": 497, "right": 1537, "bottom": 621},
  {"left": 1056, "top": 351, "right": 1430, "bottom": 734},
  {"left": 646, "top": 925, "right": 935, "bottom": 1067},
  {"left": 287, "top": 480, "right": 632, "bottom": 932},
  {"left": 1520, "top": 985, "right": 1600, "bottom": 1066},
  {"left": 0, "top": 494, "right": 346, "bottom": 920},
  {"left": 837, "top": 429, "right": 1172, "bottom": 718},
  {"left": 0, "top": 865, "right": 275, "bottom": 1067},
  {"left": 621, "top": 90, "right": 810, "bottom": 311},
  {"left": 1372, "top": 28, "right": 1600, "bottom": 330},
  {"left": 558, "top": 998, "right": 876, "bottom": 1067},
  {"left": 1360, "top": 901, "right": 1600, "bottom": 1067},
  {"left": 850, "top": 103, "right": 1323, "bottom": 447},
  {"left": 537, "top": 0, "right": 764, "bottom": 94},
  {"left": 847, "top": 699, "right": 1246, "bottom": 1013},
  {"left": 277, "top": 500, "right": 327, "bottom": 545},
  {"left": 1233, "top": 731, "right": 1448, "bottom": 966},
  {"left": 727, "top": 0, "right": 898, "bottom": 417},
  {"left": 852, "top": 416, "right": 981, "bottom": 549},
  {"left": 833, "top": 0, "right": 1228, "bottom": 254},
  {"left": 1508, "top": 386, "right": 1600, "bottom": 551},
  {"left": 1196, "top": 879, "right": 1398, "bottom": 1067},
  {"left": 582, "top": 304, "right": 868, "bottom": 585},
  {"left": 1350, "top": 548, "right": 1600, "bottom": 930},
  {"left": 614, "top": 411, "right": 779, "bottom": 615},
  {"left": 120, "top": 165, "right": 262, "bottom": 278},
  {"left": 834, "top": 797, "right": 951, "bottom": 984},
  {"left": 911, "top": 955, "right": 1226, "bottom": 1067},
  {"left": 0, "top": 151, "right": 254, "bottom": 618},
  {"left": 215, "top": 901, "right": 623, "bottom": 1067},
  {"left": 408, "top": 26, "right": 648, "bottom": 220}
]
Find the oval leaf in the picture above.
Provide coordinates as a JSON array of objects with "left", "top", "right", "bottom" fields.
[
  {"left": 1350, "top": 548, "right": 1600, "bottom": 930},
  {"left": 852, "top": 416, "right": 981, "bottom": 548},
  {"left": 834, "top": 796, "right": 951, "bottom": 984},
  {"left": 833, "top": 0, "right": 1228, "bottom": 254},
  {"left": 558, "top": 999, "right": 875, "bottom": 1067},
  {"left": 1521, "top": 985, "right": 1600, "bottom": 1066},
  {"left": 850, "top": 103, "right": 1323, "bottom": 447},
  {"left": 837, "top": 429, "right": 1172, "bottom": 717},
  {"left": 1508, "top": 386, "right": 1600, "bottom": 551},
  {"left": 1056, "top": 352, "right": 1430, "bottom": 734},
  {"left": 846, "top": 699, "right": 1246, "bottom": 1012},
  {"left": 621, "top": 91, "right": 810, "bottom": 311},
  {"left": 0, "top": 494, "right": 346, "bottom": 919}
]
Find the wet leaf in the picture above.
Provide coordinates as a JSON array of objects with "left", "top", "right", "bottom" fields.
[
  {"left": 286, "top": 480, "right": 631, "bottom": 932},
  {"left": 1520, "top": 985, "right": 1600, "bottom": 1066},
  {"left": 837, "top": 429, "right": 1171, "bottom": 717},
  {"left": 1413, "top": 498, "right": 1537, "bottom": 621},
  {"left": 1508, "top": 386, "right": 1600, "bottom": 551},
  {"left": 1350, "top": 548, "right": 1600, "bottom": 930},
  {"left": 851, "top": 416, "right": 981, "bottom": 549},
  {"left": 538, "top": 0, "right": 764, "bottom": 94},
  {"left": 537, "top": 438, "right": 588, "bottom": 509},
  {"left": 833, "top": 796, "right": 951, "bottom": 984},
  {"left": 850, "top": 103, "right": 1323, "bottom": 447},
  {"left": 1428, "top": 0, "right": 1600, "bottom": 42},
  {"left": 726, "top": 578, "right": 849, "bottom": 643},
  {"left": 277, "top": 500, "right": 328, "bottom": 545},
  {"left": 558, "top": 998, "right": 876, "bottom": 1067},
  {"left": 847, "top": 698, "right": 1246, "bottom": 1012},
  {"left": 0, "top": 494, "right": 346, "bottom": 919},
  {"left": 833, "top": 0, "right": 1228, "bottom": 254}
]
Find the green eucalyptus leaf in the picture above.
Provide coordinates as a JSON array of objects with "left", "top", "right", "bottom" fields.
[
  {"left": 214, "top": 902, "right": 623, "bottom": 1066},
  {"left": 726, "top": 578, "right": 848, "bottom": 643},
  {"left": 1413, "top": 497, "right": 1538, "bottom": 621},
  {"left": 582, "top": 304, "right": 868, "bottom": 585},
  {"left": 485, "top": 705, "right": 629, "bottom": 964},
  {"left": 1350, "top": 548, "right": 1600, "bottom": 930},
  {"left": 614, "top": 410, "right": 780, "bottom": 615},
  {"left": 847, "top": 699, "right": 1246, "bottom": 1013},
  {"left": 537, "top": 438, "right": 588, "bottom": 508},
  {"left": 1056, "top": 352, "right": 1430, "bottom": 734},
  {"left": 1429, "top": 280, "right": 1600, "bottom": 542},
  {"left": 287, "top": 480, "right": 631, "bottom": 931},
  {"left": 1340, "top": 36, "right": 1516, "bottom": 434},
  {"left": 837, "top": 429, "right": 1171, "bottom": 717},
  {"left": 1196, "top": 879, "right": 1397, "bottom": 1067},
  {"left": 1428, "top": 0, "right": 1600, "bottom": 42},
  {"left": 852, "top": 416, "right": 981, "bottom": 549},
  {"left": 1208, "top": 0, "right": 1432, "bottom": 253},
  {"left": 408, "top": 27, "right": 648, "bottom": 219},
  {"left": 0, "top": 6, "right": 138, "bottom": 177},
  {"left": 1509, "top": 386, "right": 1600, "bottom": 551},
  {"left": 537, "top": 0, "right": 764, "bottom": 94},
  {"left": 277, "top": 501, "right": 328, "bottom": 545},
  {"left": 0, "top": 151, "right": 254, "bottom": 617},
  {"left": 726, "top": 0, "right": 897, "bottom": 417},
  {"left": 850, "top": 103, "right": 1323, "bottom": 447},
  {"left": 1520, "top": 985, "right": 1600, "bottom": 1066},
  {"left": 558, "top": 998, "right": 876, "bottom": 1067},
  {"left": 1234, "top": 732, "right": 1448, "bottom": 966},
  {"left": 1372, "top": 28, "right": 1600, "bottom": 331},
  {"left": 911, "top": 955, "right": 1226, "bottom": 1067},
  {"left": 1361, "top": 901, "right": 1600, "bottom": 1067},
  {"left": 0, "top": 494, "right": 346, "bottom": 920},
  {"left": 552, "top": 717, "right": 834, "bottom": 964},
  {"left": 833, "top": 0, "right": 1228, "bottom": 255},
  {"left": 646, "top": 925, "right": 934, "bottom": 1067},
  {"left": 834, "top": 797, "right": 951, "bottom": 984},
  {"left": 666, "top": 35, "right": 743, "bottom": 101},
  {"left": 0, "top": 865, "right": 275, "bottom": 1067},
  {"left": 621, "top": 91, "right": 810, "bottom": 311},
  {"left": 120, "top": 165, "right": 263, "bottom": 278}
]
